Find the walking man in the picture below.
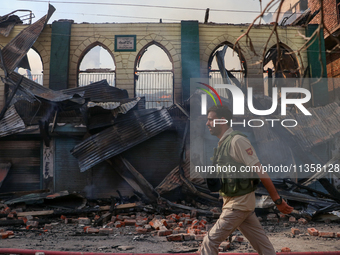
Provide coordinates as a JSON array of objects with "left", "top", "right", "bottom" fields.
[{"left": 200, "top": 105, "right": 293, "bottom": 255}]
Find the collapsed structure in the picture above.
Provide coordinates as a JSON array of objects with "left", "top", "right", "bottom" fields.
[{"left": 0, "top": 5, "right": 339, "bottom": 241}]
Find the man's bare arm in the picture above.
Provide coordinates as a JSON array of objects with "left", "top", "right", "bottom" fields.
[{"left": 254, "top": 162, "right": 293, "bottom": 214}]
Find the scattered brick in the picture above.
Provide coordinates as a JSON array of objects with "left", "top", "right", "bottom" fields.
[
  {"left": 319, "top": 231, "right": 335, "bottom": 238},
  {"left": 78, "top": 217, "right": 91, "bottom": 225},
  {"left": 337, "top": 232, "right": 340, "bottom": 238},
  {"left": 5, "top": 231, "right": 14, "bottom": 236},
  {"left": 136, "top": 227, "right": 148, "bottom": 234},
  {"left": 86, "top": 228, "right": 99, "bottom": 234},
  {"left": 114, "top": 222, "right": 122, "bottom": 228},
  {"left": 158, "top": 230, "right": 173, "bottom": 236},
  {"left": 144, "top": 225, "right": 152, "bottom": 231},
  {"left": 178, "top": 222, "right": 183, "bottom": 227},
  {"left": 60, "top": 215, "right": 66, "bottom": 220},
  {"left": 281, "top": 247, "right": 291, "bottom": 252},
  {"left": 182, "top": 233, "right": 191, "bottom": 241},
  {"left": 44, "top": 224, "right": 52, "bottom": 230},
  {"left": 308, "top": 228, "right": 319, "bottom": 236},
  {"left": 166, "top": 234, "right": 183, "bottom": 242},
  {"left": 288, "top": 216, "right": 297, "bottom": 223},
  {"left": 298, "top": 218, "right": 308, "bottom": 225},
  {"left": 149, "top": 219, "right": 163, "bottom": 230},
  {"left": 195, "top": 234, "right": 205, "bottom": 241},
  {"left": 291, "top": 228, "right": 300, "bottom": 235},
  {"left": 99, "top": 228, "right": 113, "bottom": 235},
  {"left": 124, "top": 219, "right": 136, "bottom": 226},
  {"left": 219, "top": 241, "right": 230, "bottom": 251},
  {"left": 0, "top": 232, "right": 8, "bottom": 239},
  {"left": 94, "top": 215, "right": 100, "bottom": 221}
]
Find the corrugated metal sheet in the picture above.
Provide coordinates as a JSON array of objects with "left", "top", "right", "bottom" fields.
[
  {"left": 55, "top": 137, "right": 133, "bottom": 198},
  {"left": 62, "top": 80, "right": 128, "bottom": 101},
  {"left": 0, "top": 162, "right": 11, "bottom": 188},
  {"left": 0, "top": 14, "right": 22, "bottom": 37},
  {"left": 8, "top": 72, "right": 81, "bottom": 103},
  {"left": 252, "top": 117, "right": 295, "bottom": 168},
  {"left": 0, "top": 105, "right": 26, "bottom": 137},
  {"left": 71, "top": 108, "right": 173, "bottom": 172},
  {"left": 282, "top": 102, "right": 340, "bottom": 151},
  {"left": 122, "top": 130, "right": 181, "bottom": 188},
  {"left": 0, "top": 5, "right": 55, "bottom": 74},
  {"left": 0, "top": 140, "right": 40, "bottom": 192}
]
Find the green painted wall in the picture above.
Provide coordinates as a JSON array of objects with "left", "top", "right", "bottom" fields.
[
  {"left": 49, "top": 21, "right": 72, "bottom": 90},
  {"left": 306, "top": 24, "right": 329, "bottom": 106},
  {"left": 181, "top": 21, "right": 200, "bottom": 101}
]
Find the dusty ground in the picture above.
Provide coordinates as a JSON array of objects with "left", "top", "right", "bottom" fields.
[{"left": 0, "top": 217, "right": 339, "bottom": 253}]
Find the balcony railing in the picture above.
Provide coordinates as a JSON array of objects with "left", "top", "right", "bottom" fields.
[
  {"left": 135, "top": 70, "right": 173, "bottom": 109},
  {"left": 78, "top": 72, "right": 115, "bottom": 87}
]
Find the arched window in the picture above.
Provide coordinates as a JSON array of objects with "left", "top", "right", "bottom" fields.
[
  {"left": 208, "top": 42, "right": 246, "bottom": 98},
  {"left": 135, "top": 43, "right": 174, "bottom": 109},
  {"left": 78, "top": 44, "right": 115, "bottom": 87},
  {"left": 263, "top": 43, "right": 300, "bottom": 96},
  {"left": 15, "top": 48, "right": 43, "bottom": 85}
]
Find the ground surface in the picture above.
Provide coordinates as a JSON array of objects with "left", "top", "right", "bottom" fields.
[{"left": 0, "top": 220, "right": 339, "bottom": 253}]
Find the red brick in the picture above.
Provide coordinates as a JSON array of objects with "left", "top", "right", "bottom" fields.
[
  {"left": 149, "top": 219, "right": 163, "bottom": 230},
  {"left": 136, "top": 227, "right": 148, "bottom": 234},
  {"left": 114, "top": 222, "right": 122, "bottom": 228},
  {"left": 288, "top": 216, "right": 297, "bottom": 223},
  {"left": 86, "top": 228, "right": 99, "bottom": 234},
  {"left": 184, "top": 218, "right": 193, "bottom": 225},
  {"left": 116, "top": 215, "right": 123, "bottom": 221},
  {"left": 5, "top": 231, "right": 14, "bottom": 236},
  {"left": 298, "top": 218, "right": 308, "bottom": 225},
  {"left": 99, "top": 228, "right": 113, "bottom": 234},
  {"left": 281, "top": 247, "right": 291, "bottom": 252},
  {"left": 308, "top": 228, "right": 319, "bottom": 236},
  {"left": 94, "top": 215, "right": 100, "bottom": 220},
  {"left": 166, "top": 234, "right": 183, "bottom": 242},
  {"left": 124, "top": 219, "right": 136, "bottom": 226},
  {"left": 7, "top": 213, "right": 15, "bottom": 219},
  {"left": 182, "top": 233, "right": 191, "bottom": 241},
  {"left": 0, "top": 233, "right": 8, "bottom": 239},
  {"left": 44, "top": 224, "right": 52, "bottom": 230},
  {"left": 178, "top": 222, "right": 183, "bottom": 227},
  {"left": 195, "top": 234, "right": 205, "bottom": 241},
  {"left": 158, "top": 230, "right": 173, "bottom": 236},
  {"left": 219, "top": 241, "right": 230, "bottom": 251},
  {"left": 144, "top": 225, "right": 152, "bottom": 231},
  {"left": 106, "top": 222, "right": 115, "bottom": 228},
  {"left": 60, "top": 215, "right": 66, "bottom": 220},
  {"left": 200, "top": 219, "right": 207, "bottom": 225},
  {"left": 337, "top": 232, "right": 340, "bottom": 238},
  {"left": 78, "top": 217, "right": 91, "bottom": 225},
  {"left": 291, "top": 228, "right": 300, "bottom": 235},
  {"left": 319, "top": 231, "right": 335, "bottom": 238}
]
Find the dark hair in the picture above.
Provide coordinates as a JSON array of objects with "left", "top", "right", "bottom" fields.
[{"left": 207, "top": 105, "right": 233, "bottom": 123}]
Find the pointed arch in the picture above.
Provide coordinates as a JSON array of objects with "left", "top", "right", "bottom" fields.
[
  {"left": 207, "top": 41, "right": 247, "bottom": 98},
  {"left": 263, "top": 43, "right": 300, "bottom": 96},
  {"left": 134, "top": 41, "right": 174, "bottom": 109},
  {"left": 77, "top": 42, "right": 116, "bottom": 87}
]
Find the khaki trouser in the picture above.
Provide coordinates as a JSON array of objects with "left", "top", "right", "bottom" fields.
[{"left": 200, "top": 209, "right": 276, "bottom": 255}]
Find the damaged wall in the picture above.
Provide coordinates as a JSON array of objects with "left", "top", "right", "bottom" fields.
[
  {"left": 0, "top": 22, "right": 309, "bottom": 109},
  {"left": 199, "top": 24, "right": 308, "bottom": 94}
]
